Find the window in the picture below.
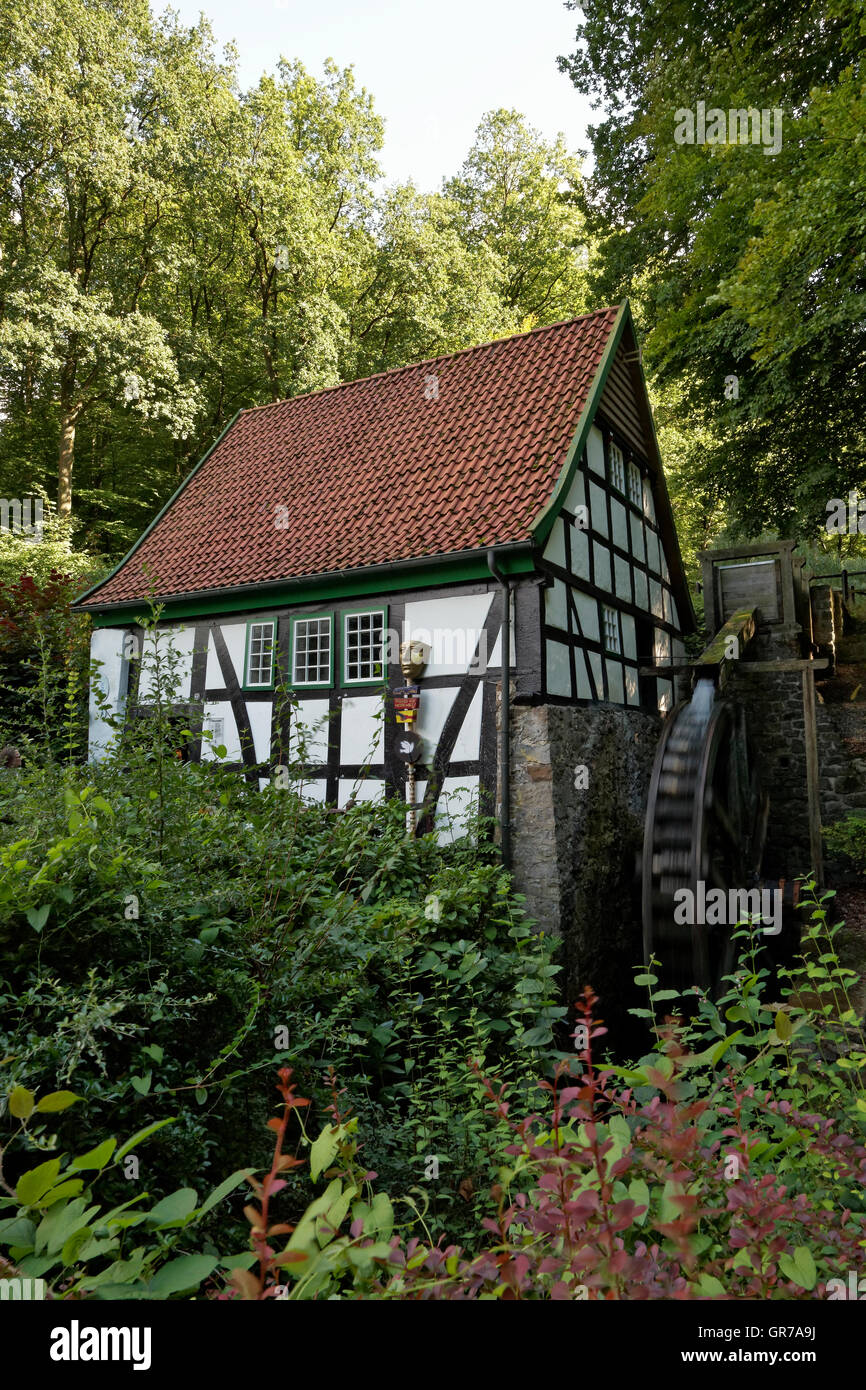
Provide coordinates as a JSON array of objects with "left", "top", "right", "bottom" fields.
[
  {"left": 291, "top": 615, "right": 332, "bottom": 687},
  {"left": 343, "top": 609, "right": 386, "bottom": 684},
  {"left": 608, "top": 441, "right": 626, "bottom": 494},
  {"left": 602, "top": 604, "right": 621, "bottom": 653},
  {"left": 245, "top": 620, "right": 275, "bottom": 688},
  {"left": 628, "top": 460, "right": 642, "bottom": 508}
]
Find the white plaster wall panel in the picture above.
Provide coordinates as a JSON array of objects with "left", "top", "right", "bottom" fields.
[
  {"left": 611, "top": 498, "right": 628, "bottom": 551},
  {"left": 661, "top": 553, "right": 670, "bottom": 583},
  {"left": 672, "top": 637, "right": 686, "bottom": 664},
  {"left": 137, "top": 624, "right": 195, "bottom": 700},
  {"left": 451, "top": 682, "right": 484, "bottom": 761},
  {"left": 487, "top": 589, "right": 515, "bottom": 669},
  {"left": 621, "top": 613, "right": 636, "bottom": 661},
  {"left": 614, "top": 554, "right": 631, "bottom": 602},
  {"left": 625, "top": 666, "right": 640, "bottom": 705},
  {"left": 654, "top": 629, "right": 672, "bottom": 663},
  {"left": 650, "top": 579, "right": 664, "bottom": 620},
  {"left": 587, "top": 424, "right": 606, "bottom": 476},
  {"left": 414, "top": 777, "right": 479, "bottom": 844},
  {"left": 570, "top": 523, "right": 590, "bottom": 579},
  {"left": 643, "top": 479, "right": 656, "bottom": 522},
  {"left": 663, "top": 587, "right": 673, "bottom": 624},
  {"left": 414, "top": 686, "right": 458, "bottom": 762},
  {"left": 247, "top": 702, "right": 273, "bottom": 764},
  {"left": 546, "top": 639, "right": 571, "bottom": 697},
  {"left": 205, "top": 622, "right": 247, "bottom": 689},
  {"left": 299, "top": 778, "right": 327, "bottom": 804},
  {"left": 338, "top": 777, "right": 385, "bottom": 808},
  {"left": 646, "top": 529, "right": 661, "bottom": 574},
  {"left": 588, "top": 481, "right": 608, "bottom": 537},
  {"left": 593, "top": 542, "right": 611, "bottom": 592},
  {"left": 543, "top": 518, "right": 567, "bottom": 570},
  {"left": 545, "top": 579, "right": 568, "bottom": 631},
  {"left": 403, "top": 593, "right": 494, "bottom": 676},
  {"left": 606, "top": 659, "right": 624, "bottom": 705},
  {"left": 563, "top": 466, "right": 586, "bottom": 516},
  {"left": 575, "top": 654, "right": 593, "bottom": 700},
  {"left": 201, "top": 701, "right": 239, "bottom": 760},
  {"left": 340, "top": 695, "right": 385, "bottom": 764},
  {"left": 629, "top": 513, "right": 645, "bottom": 564},
  {"left": 633, "top": 569, "right": 649, "bottom": 611},
  {"left": 588, "top": 649, "right": 604, "bottom": 700},
  {"left": 657, "top": 679, "right": 673, "bottom": 714},
  {"left": 290, "top": 700, "right": 331, "bottom": 763},
  {"left": 573, "top": 590, "right": 599, "bottom": 642},
  {"left": 88, "top": 627, "right": 129, "bottom": 759}
]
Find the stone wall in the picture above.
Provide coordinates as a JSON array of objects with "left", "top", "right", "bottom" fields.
[
  {"left": 510, "top": 701, "right": 661, "bottom": 1043},
  {"left": 817, "top": 702, "right": 866, "bottom": 879},
  {"left": 724, "top": 665, "right": 813, "bottom": 878}
]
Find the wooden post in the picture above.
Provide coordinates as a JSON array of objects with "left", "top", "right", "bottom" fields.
[
  {"left": 801, "top": 667, "right": 823, "bottom": 886},
  {"left": 406, "top": 760, "right": 416, "bottom": 836}
]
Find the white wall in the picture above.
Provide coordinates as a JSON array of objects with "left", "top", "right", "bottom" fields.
[{"left": 88, "top": 627, "right": 131, "bottom": 759}]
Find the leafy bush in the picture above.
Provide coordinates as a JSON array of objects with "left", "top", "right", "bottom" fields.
[
  {"left": 0, "top": 606, "right": 564, "bottom": 1250},
  {"left": 824, "top": 814, "right": 866, "bottom": 878},
  {"left": 3, "top": 885, "right": 864, "bottom": 1300}
]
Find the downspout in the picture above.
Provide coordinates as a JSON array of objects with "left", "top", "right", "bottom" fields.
[{"left": 487, "top": 549, "right": 511, "bottom": 869}]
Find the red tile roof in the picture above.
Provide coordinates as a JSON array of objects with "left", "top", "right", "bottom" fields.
[{"left": 80, "top": 306, "right": 621, "bottom": 607}]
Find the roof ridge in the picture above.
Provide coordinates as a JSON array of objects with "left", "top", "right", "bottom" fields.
[{"left": 239, "top": 305, "right": 620, "bottom": 417}]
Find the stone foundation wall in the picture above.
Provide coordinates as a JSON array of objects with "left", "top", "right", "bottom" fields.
[
  {"left": 817, "top": 702, "right": 866, "bottom": 879},
  {"left": 724, "top": 665, "right": 813, "bottom": 878},
  {"left": 510, "top": 702, "right": 661, "bottom": 1039}
]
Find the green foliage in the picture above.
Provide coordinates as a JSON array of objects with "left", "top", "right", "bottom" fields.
[
  {"left": 561, "top": 0, "right": 866, "bottom": 551},
  {"left": 824, "top": 815, "right": 866, "bottom": 878},
  {"left": 0, "top": 604, "right": 564, "bottom": 1253},
  {"left": 0, "top": 2, "right": 590, "bottom": 547}
]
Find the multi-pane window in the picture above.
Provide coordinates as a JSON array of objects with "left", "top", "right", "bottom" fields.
[
  {"left": 245, "top": 621, "right": 275, "bottom": 687},
  {"left": 292, "top": 616, "right": 332, "bottom": 687},
  {"left": 609, "top": 441, "right": 626, "bottom": 494},
  {"left": 602, "top": 604, "right": 621, "bottom": 653},
  {"left": 344, "top": 610, "right": 385, "bottom": 683},
  {"left": 628, "top": 460, "right": 642, "bottom": 508}
]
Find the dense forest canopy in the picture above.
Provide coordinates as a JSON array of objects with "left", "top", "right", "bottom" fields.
[
  {"left": 0, "top": 0, "right": 863, "bottom": 572},
  {"left": 560, "top": 0, "right": 866, "bottom": 563},
  {"left": 0, "top": 0, "right": 591, "bottom": 554}
]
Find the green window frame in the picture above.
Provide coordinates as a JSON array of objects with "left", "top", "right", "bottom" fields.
[
  {"left": 290, "top": 613, "right": 333, "bottom": 689},
  {"left": 342, "top": 607, "right": 387, "bottom": 686},
  {"left": 243, "top": 619, "right": 276, "bottom": 689}
]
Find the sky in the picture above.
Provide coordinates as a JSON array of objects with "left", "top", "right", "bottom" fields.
[{"left": 160, "top": 0, "right": 596, "bottom": 190}]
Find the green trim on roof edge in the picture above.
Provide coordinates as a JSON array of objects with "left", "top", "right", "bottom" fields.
[
  {"left": 85, "top": 547, "right": 537, "bottom": 626},
  {"left": 529, "top": 301, "right": 629, "bottom": 548},
  {"left": 72, "top": 410, "right": 244, "bottom": 609}
]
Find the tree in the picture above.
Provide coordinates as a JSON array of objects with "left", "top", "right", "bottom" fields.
[
  {"left": 444, "top": 110, "right": 592, "bottom": 326},
  {"left": 558, "top": 0, "right": 866, "bottom": 545},
  {"left": 0, "top": 0, "right": 223, "bottom": 516}
]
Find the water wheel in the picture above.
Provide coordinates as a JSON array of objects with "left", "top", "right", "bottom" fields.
[{"left": 641, "top": 678, "right": 769, "bottom": 998}]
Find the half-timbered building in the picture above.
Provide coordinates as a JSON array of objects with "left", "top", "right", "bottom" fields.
[{"left": 74, "top": 301, "right": 694, "bottom": 844}]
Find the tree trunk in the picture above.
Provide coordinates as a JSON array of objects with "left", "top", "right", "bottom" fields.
[{"left": 57, "top": 410, "right": 77, "bottom": 517}]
